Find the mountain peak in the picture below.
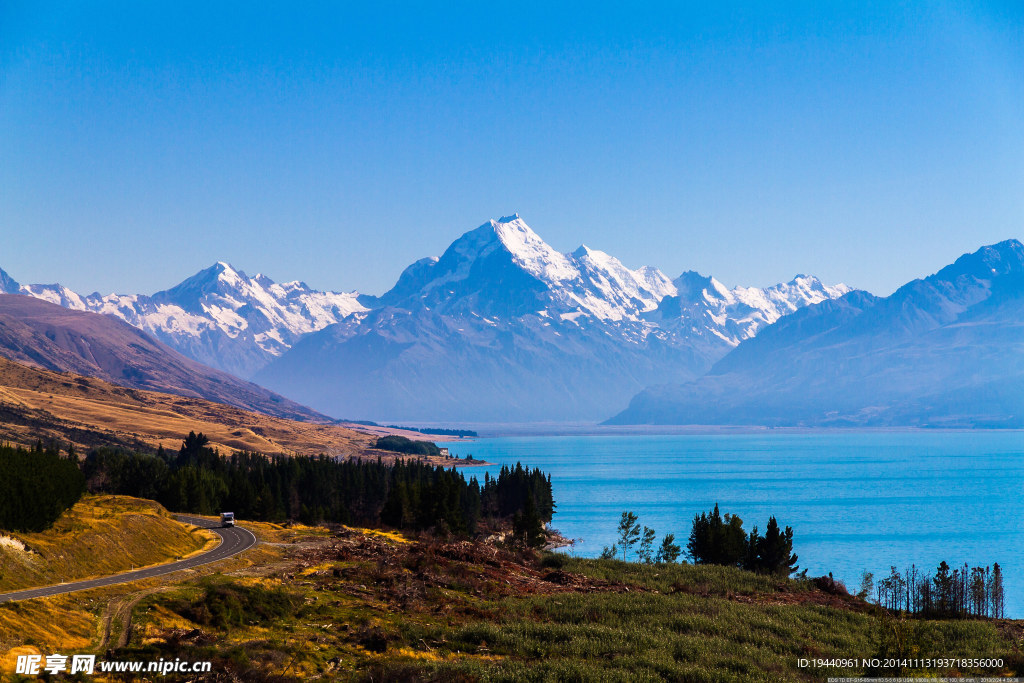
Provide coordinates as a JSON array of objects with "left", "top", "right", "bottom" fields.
[
  {"left": 0, "top": 267, "right": 20, "bottom": 294},
  {"left": 212, "top": 261, "right": 245, "bottom": 283},
  {"left": 485, "top": 216, "right": 577, "bottom": 283},
  {"left": 153, "top": 261, "right": 255, "bottom": 310},
  {"left": 185, "top": 261, "right": 245, "bottom": 284},
  {"left": 933, "top": 238, "right": 1024, "bottom": 283},
  {"left": 672, "top": 270, "right": 731, "bottom": 301},
  {"left": 975, "top": 239, "right": 1024, "bottom": 271}
]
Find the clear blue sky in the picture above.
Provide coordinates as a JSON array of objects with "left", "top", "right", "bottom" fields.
[{"left": 2, "top": 1, "right": 1022, "bottom": 296}]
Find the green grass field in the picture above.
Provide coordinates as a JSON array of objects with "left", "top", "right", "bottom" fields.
[{"left": 117, "top": 536, "right": 1021, "bottom": 681}]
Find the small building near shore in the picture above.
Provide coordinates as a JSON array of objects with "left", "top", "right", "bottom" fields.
[{"left": 439, "top": 447, "right": 450, "bottom": 457}]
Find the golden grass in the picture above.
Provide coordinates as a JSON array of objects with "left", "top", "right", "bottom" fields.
[
  {"left": 0, "top": 495, "right": 215, "bottom": 593},
  {"left": 0, "top": 355, "right": 374, "bottom": 456},
  {"left": 0, "top": 597, "right": 96, "bottom": 657},
  {"left": 346, "top": 527, "right": 412, "bottom": 544}
]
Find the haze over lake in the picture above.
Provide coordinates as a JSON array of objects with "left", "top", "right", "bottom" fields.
[{"left": 449, "top": 431, "right": 1024, "bottom": 616}]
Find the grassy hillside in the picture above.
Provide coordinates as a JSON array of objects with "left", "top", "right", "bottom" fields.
[
  {"left": 0, "top": 356, "right": 374, "bottom": 456},
  {"left": 0, "top": 495, "right": 214, "bottom": 593},
  {"left": 1, "top": 498, "right": 1017, "bottom": 680},
  {"left": 110, "top": 530, "right": 1020, "bottom": 681},
  {"left": 0, "top": 515, "right": 319, "bottom": 671},
  {"left": 0, "top": 293, "right": 325, "bottom": 422}
]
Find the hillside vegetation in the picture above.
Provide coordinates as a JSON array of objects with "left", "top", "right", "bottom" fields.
[
  {"left": 0, "top": 504, "right": 1018, "bottom": 680},
  {"left": 106, "top": 529, "right": 1020, "bottom": 681},
  {"left": 0, "top": 495, "right": 214, "bottom": 593},
  {"left": 0, "top": 442, "right": 84, "bottom": 532},
  {"left": 0, "top": 293, "right": 324, "bottom": 421},
  {"left": 0, "top": 356, "right": 373, "bottom": 456}
]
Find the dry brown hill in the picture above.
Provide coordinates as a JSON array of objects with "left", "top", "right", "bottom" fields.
[
  {"left": 0, "top": 355, "right": 373, "bottom": 456},
  {"left": 0, "top": 294, "right": 326, "bottom": 422}
]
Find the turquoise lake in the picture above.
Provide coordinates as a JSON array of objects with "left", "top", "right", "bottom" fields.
[{"left": 446, "top": 431, "right": 1024, "bottom": 616}]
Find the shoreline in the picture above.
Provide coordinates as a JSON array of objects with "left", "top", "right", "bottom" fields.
[
  {"left": 435, "top": 423, "right": 1024, "bottom": 438},
  {"left": 337, "top": 422, "right": 477, "bottom": 443},
  {"left": 352, "top": 448, "right": 492, "bottom": 468}
]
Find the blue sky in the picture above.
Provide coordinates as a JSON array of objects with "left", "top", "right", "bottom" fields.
[{"left": 2, "top": 1, "right": 1022, "bottom": 296}]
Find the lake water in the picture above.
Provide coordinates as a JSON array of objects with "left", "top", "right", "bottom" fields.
[{"left": 445, "top": 431, "right": 1024, "bottom": 616}]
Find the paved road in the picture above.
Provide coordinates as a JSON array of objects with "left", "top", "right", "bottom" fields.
[{"left": 0, "top": 515, "right": 257, "bottom": 604}]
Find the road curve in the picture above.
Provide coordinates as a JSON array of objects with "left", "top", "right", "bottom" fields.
[{"left": 0, "top": 515, "right": 257, "bottom": 604}]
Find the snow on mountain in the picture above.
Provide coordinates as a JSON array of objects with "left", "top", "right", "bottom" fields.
[
  {"left": 380, "top": 214, "right": 691, "bottom": 323},
  {"left": 17, "top": 262, "right": 366, "bottom": 378},
  {"left": 7, "top": 214, "right": 850, "bottom": 421},
  {"left": 644, "top": 271, "right": 852, "bottom": 349},
  {"left": 610, "top": 238, "right": 1024, "bottom": 427},
  {"left": 493, "top": 214, "right": 578, "bottom": 283},
  {"left": 254, "top": 215, "right": 852, "bottom": 422},
  {"left": 20, "top": 283, "right": 91, "bottom": 310}
]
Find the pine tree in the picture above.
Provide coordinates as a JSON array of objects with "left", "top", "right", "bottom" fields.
[
  {"left": 991, "top": 563, "right": 1005, "bottom": 619},
  {"left": 933, "top": 561, "right": 954, "bottom": 617},
  {"left": 654, "top": 533, "right": 681, "bottom": 563},
  {"left": 687, "top": 504, "right": 749, "bottom": 567},
  {"left": 743, "top": 525, "right": 761, "bottom": 572},
  {"left": 757, "top": 517, "right": 799, "bottom": 576},
  {"left": 512, "top": 495, "right": 545, "bottom": 547}
]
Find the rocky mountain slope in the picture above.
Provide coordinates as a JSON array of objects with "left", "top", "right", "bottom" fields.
[
  {"left": 254, "top": 215, "right": 849, "bottom": 421},
  {"left": 609, "top": 239, "right": 1024, "bottom": 427},
  {"left": 12, "top": 263, "right": 365, "bottom": 378},
  {"left": 3, "top": 215, "right": 849, "bottom": 422},
  {"left": 0, "top": 294, "right": 326, "bottom": 422}
]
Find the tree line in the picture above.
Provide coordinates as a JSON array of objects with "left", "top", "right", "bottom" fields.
[
  {"left": 0, "top": 442, "right": 84, "bottom": 532},
  {"left": 82, "top": 432, "right": 554, "bottom": 540},
  {"left": 600, "top": 511, "right": 682, "bottom": 564},
  {"left": 372, "top": 435, "right": 441, "bottom": 457},
  {"left": 599, "top": 504, "right": 799, "bottom": 577},
  {"left": 687, "top": 504, "right": 799, "bottom": 577},
  {"left": 862, "top": 562, "right": 1005, "bottom": 619}
]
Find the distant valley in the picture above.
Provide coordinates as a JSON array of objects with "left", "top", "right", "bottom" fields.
[{"left": 2, "top": 215, "right": 850, "bottom": 422}]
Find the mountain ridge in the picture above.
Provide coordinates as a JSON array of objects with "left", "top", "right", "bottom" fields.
[
  {"left": 253, "top": 216, "right": 852, "bottom": 421},
  {"left": 0, "top": 294, "right": 327, "bottom": 423},
  {"left": 14, "top": 262, "right": 366, "bottom": 378},
  {"left": 609, "top": 238, "right": 1024, "bottom": 427},
  {"left": 5, "top": 215, "right": 851, "bottom": 422}
]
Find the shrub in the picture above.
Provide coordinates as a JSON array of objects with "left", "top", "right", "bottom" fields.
[{"left": 181, "top": 581, "right": 300, "bottom": 629}]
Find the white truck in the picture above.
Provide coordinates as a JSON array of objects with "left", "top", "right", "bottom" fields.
[{"left": 220, "top": 512, "right": 235, "bottom": 528}]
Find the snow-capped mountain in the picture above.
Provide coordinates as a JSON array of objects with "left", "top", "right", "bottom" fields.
[
  {"left": 372, "top": 214, "right": 842, "bottom": 331},
  {"left": 254, "top": 215, "right": 852, "bottom": 421},
  {"left": 6, "top": 215, "right": 851, "bottom": 421},
  {"left": 647, "top": 270, "right": 851, "bottom": 350},
  {"left": 0, "top": 293, "right": 326, "bottom": 422},
  {"left": 610, "top": 239, "right": 1024, "bottom": 427},
  {"left": 367, "top": 215, "right": 676, "bottom": 321},
  {"left": 17, "top": 263, "right": 366, "bottom": 378}
]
